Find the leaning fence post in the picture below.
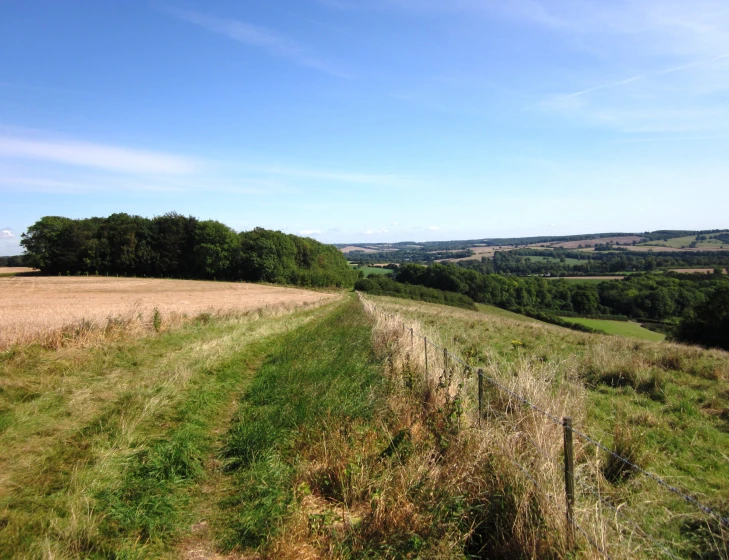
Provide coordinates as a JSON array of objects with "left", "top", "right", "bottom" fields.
[
  {"left": 424, "top": 337, "right": 428, "bottom": 376},
  {"left": 410, "top": 327, "right": 414, "bottom": 351},
  {"left": 563, "top": 417, "right": 575, "bottom": 547},
  {"left": 477, "top": 368, "right": 484, "bottom": 426},
  {"left": 443, "top": 348, "right": 448, "bottom": 381}
]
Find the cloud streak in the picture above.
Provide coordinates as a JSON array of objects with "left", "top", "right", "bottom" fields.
[
  {"left": 0, "top": 230, "right": 14, "bottom": 239},
  {"left": 169, "top": 9, "right": 347, "bottom": 77},
  {"left": 0, "top": 136, "right": 199, "bottom": 174},
  {"left": 532, "top": 50, "right": 729, "bottom": 110}
]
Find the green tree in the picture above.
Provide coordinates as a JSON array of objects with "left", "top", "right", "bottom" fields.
[
  {"left": 193, "top": 220, "right": 239, "bottom": 278},
  {"left": 571, "top": 287, "right": 599, "bottom": 315},
  {"left": 674, "top": 282, "right": 729, "bottom": 350},
  {"left": 20, "top": 216, "right": 74, "bottom": 273}
]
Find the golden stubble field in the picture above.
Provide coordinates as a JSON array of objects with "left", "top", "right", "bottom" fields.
[{"left": 0, "top": 276, "right": 338, "bottom": 349}]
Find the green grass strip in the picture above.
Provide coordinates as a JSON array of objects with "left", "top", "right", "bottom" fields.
[{"left": 219, "top": 298, "right": 383, "bottom": 551}]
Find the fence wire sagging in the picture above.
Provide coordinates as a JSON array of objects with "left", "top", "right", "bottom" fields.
[{"left": 363, "top": 297, "right": 729, "bottom": 559}]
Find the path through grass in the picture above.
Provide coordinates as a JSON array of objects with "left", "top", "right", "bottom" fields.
[{"left": 0, "top": 298, "right": 341, "bottom": 558}]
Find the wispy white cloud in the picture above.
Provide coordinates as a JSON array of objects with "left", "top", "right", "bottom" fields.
[
  {"left": 300, "top": 229, "right": 322, "bottom": 235},
  {"left": 0, "top": 135, "right": 199, "bottom": 174},
  {"left": 362, "top": 228, "right": 388, "bottom": 235},
  {"left": 532, "top": 50, "right": 729, "bottom": 110},
  {"left": 168, "top": 9, "right": 347, "bottom": 78},
  {"left": 426, "top": 225, "right": 440, "bottom": 231},
  {"left": 240, "top": 163, "right": 412, "bottom": 186},
  {"left": 0, "top": 230, "right": 14, "bottom": 239}
]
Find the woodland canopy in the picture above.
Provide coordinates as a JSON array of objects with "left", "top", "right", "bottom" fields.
[{"left": 20, "top": 213, "right": 357, "bottom": 288}]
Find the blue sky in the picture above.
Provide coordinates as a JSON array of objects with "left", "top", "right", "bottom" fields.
[{"left": 2, "top": 0, "right": 729, "bottom": 255}]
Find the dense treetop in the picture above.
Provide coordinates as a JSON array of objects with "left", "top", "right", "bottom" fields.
[{"left": 20, "top": 213, "right": 357, "bottom": 288}]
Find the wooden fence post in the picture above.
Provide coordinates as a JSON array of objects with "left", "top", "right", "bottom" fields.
[
  {"left": 478, "top": 369, "right": 484, "bottom": 426},
  {"left": 563, "top": 417, "right": 575, "bottom": 547}
]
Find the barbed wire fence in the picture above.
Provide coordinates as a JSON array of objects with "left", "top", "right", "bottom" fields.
[{"left": 363, "top": 296, "right": 729, "bottom": 559}]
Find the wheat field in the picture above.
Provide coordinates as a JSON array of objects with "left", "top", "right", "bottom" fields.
[{"left": 0, "top": 276, "right": 338, "bottom": 349}]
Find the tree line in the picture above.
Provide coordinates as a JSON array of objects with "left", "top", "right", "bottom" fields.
[
  {"left": 459, "top": 249, "right": 729, "bottom": 277},
  {"left": 20, "top": 213, "right": 358, "bottom": 288},
  {"left": 354, "top": 275, "right": 476, "bottom": 310},
  {"left": 0, "top": 255, "right": 26, "bottom": 267},
  {"left": 353, "top": 262, "right": 729, "bottom": 349}
]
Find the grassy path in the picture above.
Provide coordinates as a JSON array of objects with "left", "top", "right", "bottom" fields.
[{"left": 0, "top": 299, "right": 342, "bottom": 558}]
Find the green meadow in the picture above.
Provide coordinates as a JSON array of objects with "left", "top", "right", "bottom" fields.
[{"left": 560, "top": 316, "right": 666, "bottom": 341}]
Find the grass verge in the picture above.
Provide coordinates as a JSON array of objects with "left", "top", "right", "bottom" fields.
[{"left": 364, "top": 294, "right": 729, "bottom": 558}]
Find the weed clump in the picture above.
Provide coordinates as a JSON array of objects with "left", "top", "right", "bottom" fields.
[{"left": 603, "top": 424, "right": 646, "bottom": 484}]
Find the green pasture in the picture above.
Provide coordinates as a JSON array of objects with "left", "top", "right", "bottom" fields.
[
  {"left": 475, "top": 303, "right": 542, "bottom": 323},
  {"left": 350, "top": 265, "right": 394, "bottom": 277},
  {"left": 560, "top": 316, "right": 666, "bottom": 341}
]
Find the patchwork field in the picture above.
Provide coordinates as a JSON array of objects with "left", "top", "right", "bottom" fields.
[
  {"left": 547, "top": 235, "right": 645, "bottom": 248},
  {"left": 641, "top": 232, "right": 729, "bottom": 250},
  {"left": 440, "top": 245, "right": 516, "bottom": 262},
  {"left": 0, "top": 276, "right": 337, "bottom": 349}
]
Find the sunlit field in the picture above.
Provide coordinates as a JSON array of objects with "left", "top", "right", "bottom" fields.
[{"left": 0, "top": 276, "right": 337, "bottom": 349}]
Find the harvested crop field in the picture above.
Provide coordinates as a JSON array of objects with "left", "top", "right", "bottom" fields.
[
  {"left": 440, "top": 245, "right": 515, "bottom": 262},
  {"left": 623, "top": 244, "right": 726, "bottom": 253},
  {"left": 670, "top": 268, "right": 727, "bottom": 274},
  {"left": 0, "top": 276, "right": 338, "bottom": 349},
  {"left": 548, "top": 235, "right": 644, "bottom": 248},
  {"left": 338, "top": 245, "right": 378, "bottom": 253},
  {"left": 0, "top": 267, "right": 36, "bottom": 275}
]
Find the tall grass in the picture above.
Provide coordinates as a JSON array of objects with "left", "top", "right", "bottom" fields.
[
  {"left": 363, "top": 294, "right": 729, "bottom": 559},
  {"left": 217, "top": 296, "right": 588, "bottom": 557}
]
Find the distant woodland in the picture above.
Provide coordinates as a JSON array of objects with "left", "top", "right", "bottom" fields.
[
  {"left": 357, "top": 262, "right": 729, "bottom": 350},
  {"left": 20, "top": 213, "right": 357, "bottom": 288}
]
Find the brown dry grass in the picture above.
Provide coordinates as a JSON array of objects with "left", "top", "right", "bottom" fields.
[
  {"left": 358, "top": 296, "right": 729, "bottom": 558},
  {"left": 0, "top": 276, "right": 338, "bottom": 349},
  {"left": 354, "top": 296, "right": 584, "bottom": 558}
]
